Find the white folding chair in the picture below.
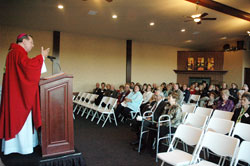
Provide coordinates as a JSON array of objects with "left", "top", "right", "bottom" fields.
[
  {"left": 87, "top": 96, "right": 110, "bottom": 120},
  {"left": 79, "top": 94, "right": 98, "bottom": 117},
  {"left": 232, "top": 123, "right": 250, "bottom": 141},
  {"left": 75, "top": 93, "right": 92, "bottom": 115},
  {"left": 130, "top": 100, "right": 143, "bottom": 120},
  {"left": 195, "top": 107, "right": 213, "bottom": 119},
  {"left": 188, "top": 94, "right": 201, "bottom": 106},
  {"left": 233, "top": 141, "right": 250, "bottom": 166},
  {"left": 181, "top": 104, "right": 196, "bottom": 114},
  {"left": 206, "top": 118, "right": 235, "bottom": 135},
  {"left": 181, "top": 104, "right": 197, "bottom": 123},
  {"left": 96, "top": 97, "right": 118, "bottom": 127},
  {"left": 184, "top": 113, "right": 208, "bottom": 129},
  {"left": 212, "top": 109, "right": 234, "bottom": 120},
  {"left": 190, "top": 131, "right": 240, "bottom": 166},
  {"left": 157, "top": 124, "right": 204, "bottom": 166}
]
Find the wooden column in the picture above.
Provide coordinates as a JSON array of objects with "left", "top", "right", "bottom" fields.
[
  {"left": 52, "top": 31, "right": 61, "bottom": 74},
  {"left": 126, "top": 40, "right": 132, "bottom": 83}
]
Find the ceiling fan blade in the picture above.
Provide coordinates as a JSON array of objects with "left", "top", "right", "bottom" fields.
[
  {"left": 200, "top": 12, "right": 208, "bottom": 18},
  {"left": 202, "top": 18, "right": 217, "bottom": 20}
]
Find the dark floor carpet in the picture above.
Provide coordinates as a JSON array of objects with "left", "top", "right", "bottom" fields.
[{"left": 73, "top": 114, "right": 162, "bottom": 166}]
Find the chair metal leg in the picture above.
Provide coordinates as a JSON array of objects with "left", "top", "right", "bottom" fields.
[
  {"left": 161, "top": 161, "right": 164, "bottom": 166},
  {"left": 73, "top": 105, "right": 78, "bottom": 113},
  {"left": 113, "top": 113, "right": 118, "bottom": 126},
  {"left": 102, "top": 114, "right": 110, "bottom": 128},
  {"left": 97, "top": 114, "right": 104, "bottom": 124},
  {"left": 86, "top": 109, "right": 92, "bottom": 119},
  {"left": 81, "top": 108, "right": 87, "bottom": 117},
  {"left": 77, "top": 106, "right": 82, "bottom": 115},
  {"left": 91, "top": 111, "right": 98, "bottom": 121}
]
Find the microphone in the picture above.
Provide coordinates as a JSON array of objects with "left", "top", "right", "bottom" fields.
[{"left": 47, "top": 56, "right": 56, "bottom": 61}]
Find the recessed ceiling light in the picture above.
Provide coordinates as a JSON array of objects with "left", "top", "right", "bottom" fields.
[
  {"left": 185, "top": 40, "right": 192, "bottom": 43},
  {"left": 88, "top": 10, "right": 97, "bottom": 15},
  {"left": 192, "top": 31, "right": 200, "bottom": 35},
  {"left": 181, "top": 29, "right": 186, "bottom": 32},
  {"left": 149, "top": 22, "right": 155, "bottom": 26},
  {"left": 247, "top": 31, "right": 250, "bottom": 36},
  {"left": 112, "top": 15, "right": 117, "bottom": 19},
  {"left": 220, "top": 36, "right": 227, "bottom": 40},
  {"left": 58, "top": 5, "right": 64, "bottom": 9}
]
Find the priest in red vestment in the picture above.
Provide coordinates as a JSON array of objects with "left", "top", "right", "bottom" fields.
[{"left": 0, "top": 33, "right": 50, "bottom": 155}]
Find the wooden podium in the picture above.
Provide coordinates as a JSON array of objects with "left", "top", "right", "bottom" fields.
[{"left": 39, "top": 74, "right": 75, "bottom": 157}]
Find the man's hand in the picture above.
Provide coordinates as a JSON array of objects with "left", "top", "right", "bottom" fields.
[{"left": 41, "top": 46, "right": 50, "bottom": 58}]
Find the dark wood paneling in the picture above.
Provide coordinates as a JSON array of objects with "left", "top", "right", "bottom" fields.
[
  {"left": 177, "top": 51, "right": 225, "bottom": 85},
  {"left": 40, "top": 74, "right": 74, "bottom": 157},
  {"left": 126, "top": 40, "right": 132, "bottom": 83},
  {"left": 245, "top": 68, "right": 250, "bottom": 88},
  {"left": 52, "top": 31, "right": 61, "bottom": 74},
  {"left": 185, "top": 0, "right": 250, "bottom": 22}
]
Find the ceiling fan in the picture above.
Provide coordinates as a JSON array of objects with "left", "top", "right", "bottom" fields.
[
  {"left": 82, "top": 0, "right": 113, "bottom": 2},
  {"left": 185, "top": 1, "right": 216, "bottom": 24}
]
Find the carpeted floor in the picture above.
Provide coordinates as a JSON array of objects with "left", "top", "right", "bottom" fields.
[{"left": 73, "top": 114, "right": 162, "bottom": 166}]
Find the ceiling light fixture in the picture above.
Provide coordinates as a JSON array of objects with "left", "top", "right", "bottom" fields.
[
  {"left": 58, "top": 5, "right": 64, "bottom": 9},
  {"left": 247, "top": 31, "right": 250, "bottom": 36},
  {"left": 194, "top": 18, "right": 201, "bottom": 22},
  {"left": 181, "top": 29, "right": 186, "bottom": 32},
  {"left": 112, "top": 15, "right": 117, "bottom": 19},
  {"left": 220, "top": 36, "right": 227, "bottom": 40},
  {"left": 185, "top": 40, "right": 192, "bottom": 43},
  {"left": 191, "top": 14, "right": 201, "bottom": 19},
  {"left": 149, "top": 22, "right": 155, "bottom": 26}
]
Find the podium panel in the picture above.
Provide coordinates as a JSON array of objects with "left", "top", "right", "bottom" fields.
[{"left": 40, "top": 74, "right": 74, "bottom": 157}]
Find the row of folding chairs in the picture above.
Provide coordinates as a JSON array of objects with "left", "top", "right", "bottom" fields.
[
  {"left": 157, "top": 123, "right": 250, "bottom": 166},
  {"left": 181, "top": 104, "right": 234, "bottom": 121},
  {"left": 73, "top": 92, "right": 118, "bottom": 127}
]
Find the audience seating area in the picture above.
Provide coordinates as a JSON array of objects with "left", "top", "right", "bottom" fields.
[{"left": 72, "top": 82, "right": 250, "bottom": 165}]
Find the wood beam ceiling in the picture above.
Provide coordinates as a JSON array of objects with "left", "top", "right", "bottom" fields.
[{"left": 185, "top": 0, "right": 250, "bottom": 22}]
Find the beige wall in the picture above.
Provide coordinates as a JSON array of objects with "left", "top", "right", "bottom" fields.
[
  {"left": 132, "top": 41, "right": 187, "bottom": 85},
  {"left": 0, "top": 25, "right": 53, "bottom": 83},
  {"left": 60, "top": 32, "right": 126, "bottom": 92},
  {"left": 223, "top": 51, "right": 244, "bottom": 87}
]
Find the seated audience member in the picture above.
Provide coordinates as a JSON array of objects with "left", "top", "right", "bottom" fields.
[
  {"left": 164, "top": 83, "right": 173, "bottom": 98},
  {"left": 232, "top": 92, "right": 250, "bottom": 125},
  {"left": 214, "top": 89, "right": 234, "bottom": 112},
  {"left": 182, "top": 84, "right": 190, "bottom": 103},
  {"left": 142, "top": 83, "right": 148, "bottom": 94},
  {"left": 242, "top": 84, "right": 249, "bottom": 92},
  {"left": 110, "top": 85, "right": 118, "bottom": 98},
  {"left": 173, "top": 83, "right": 184, "bottom": 105},
  {"left": 94, "top": 82, "right": 106, "bottom": 105},
  {"left": 115, "top": 85, "right": 143, "bottom": 120},
  {"left": 117, "top": 83, "right": 131, "bottom": 105},
  {"left": 189, "top": 83, "right": 196, "bottom": 95},
  {"left": 152, "top": 83, "right": 158, "bottom": 93},
  {"left": 93, "top": 82, "right": 101, "bottom": 94},
  {"left": 202, "top": 81, "right": 208, "bottom": 92},
  {"left": 222, "top": 82, "right": 228, "bottom": 90},
  {"left": 204, "top": 92, "right": 217, "bottom": 108},
  {"left": 146, "top": 92, "right": 182, "bottom": 152},
  {"left": 196, "top": 84, "right": 207, "bottom": 98},
  {"left": 104, "top": 84, "right": 112, "bottom": 96},
  {"left": 161, "top": 82, "right": 167, "bottom": 92},
  {"left": 140, "top": 85, "right": 153, "bottom": 109},
  {"left": 234, "top": 90, "right": 245, "bottom": 110},
  {"left": 229, "top": 83, "right": 239, "bottom": 105},
  {"left": 194, "top": 82, "right": 199, "bottom": 91},
  {"left": 130, "top": 82, "right": 135, "bottom": 90},
  {"left": 214, "top": 85, "right": 221, "bottom": 97},
  {"left": 207, "top": 84, "right": 215, "bottom": 95},
  {"left": 117, "top": 85, "right": 125, "bottom": 96},
  {"left": 130, "top": 90, "right": 166, "bottom": 149}
]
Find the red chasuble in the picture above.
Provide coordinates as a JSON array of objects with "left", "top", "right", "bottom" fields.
[{"left": 0, "top": 43, "right": 43, "bottom": 140}]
